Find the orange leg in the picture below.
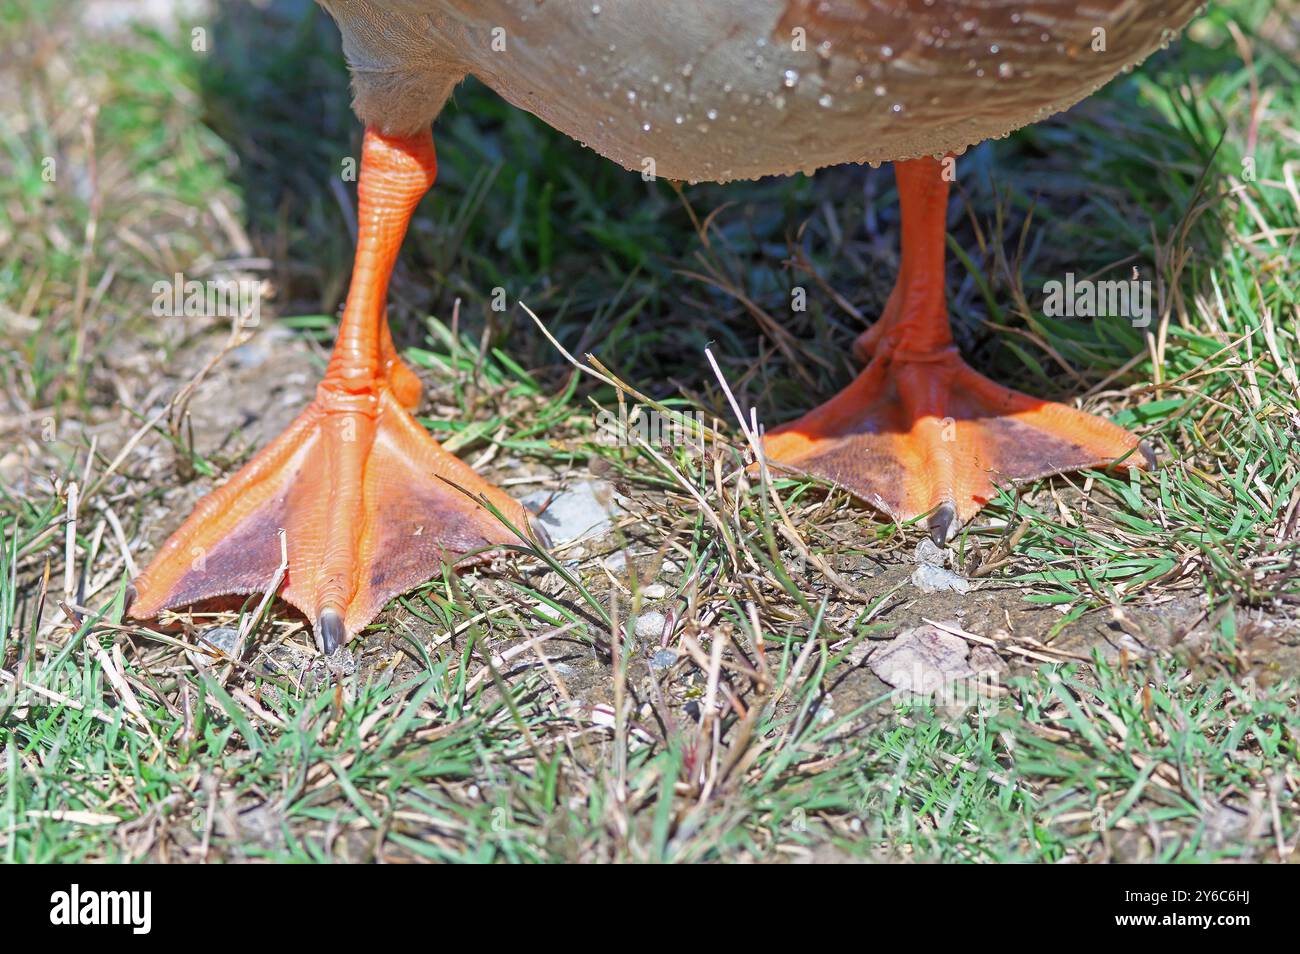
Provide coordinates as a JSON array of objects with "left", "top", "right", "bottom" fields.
[
  {"left": 129, "top": 128, "right": 532, "bottom": 653},
  {"left": 765, "top": 157, "right": 1153, "bottom": 542}
]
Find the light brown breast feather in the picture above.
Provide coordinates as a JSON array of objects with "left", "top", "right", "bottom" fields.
[{"left": 323, "top": 0, "right": 1202, "bottom": 182}]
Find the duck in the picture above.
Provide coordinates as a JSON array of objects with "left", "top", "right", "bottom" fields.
[{"left": 128, "top": 0, "right": 1203, "bottom": 654}]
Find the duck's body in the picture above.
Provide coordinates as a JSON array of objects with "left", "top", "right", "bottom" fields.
[
  {"left": 130, "top": 1, "right": 1202, "bottom": 653},
  {"left": 329, "top": 0, "right": 1200, "bottom": 181}
]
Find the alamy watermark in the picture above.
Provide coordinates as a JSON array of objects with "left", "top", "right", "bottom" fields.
[
  {"left": 49, "top": 884, "right": 151, "bottom": 934},
  {"left": 152, "top": 273, "right": 262, "bottom": 324},
  {"left": 1042, "top": 271, "right": 1152, "bottom": 328},
  {"left": 593, "top": 404, "right": 715, "bottom": 452},
  {"left": 883, "top": 665, "right": 1002, "bottom": 715}
]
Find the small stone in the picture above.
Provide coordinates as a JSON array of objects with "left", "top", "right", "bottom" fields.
[
  {"left": 1110, "top": 632, "right": 1148, "bottom": 658},
  {"left": 868, "top": 623, "right": 1003, "bottom": 718},
  {"left": 635, "top": 611, "right": 667, "bottom": 639},
  {"left": 325, "top": 646, "right": 356, "bottom": 676},
  {"left": 911, "top": 563, "right": 972, "bottom": 594},
  {"left": 602, "top": 551, "right": 628, "bottom": 572},
  {"left": 521, "top": 480, "right": 619, "bottom": 545},
  {"left": 913, "top": 538, "right": 949, "bottom": 567},
  {"left": 662, "top": 560, "right": 682, "bottom": 574},
  {"left": 642, "top": 583, "right": 667, "bottom": 599},
  {"left": 870, "top": 625, "right": 973, "bottom": 696},
  {"left": 228, "top": 343, "right": 268, "bottom": 369},
  {"left": 651, "top": 649, "right": 677, "bottom": 670},
  {"left": 198, "top": 626, "right": 239, "bottom": 656}
]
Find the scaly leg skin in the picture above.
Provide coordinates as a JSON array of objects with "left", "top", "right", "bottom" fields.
[
  {"left": 129, "top": 128, "right": 532, "bottom": 653},
  {"left": 765, "top": 156, "right": 1153, "bottom": 544}
]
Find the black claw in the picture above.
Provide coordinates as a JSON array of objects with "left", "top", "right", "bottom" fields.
[
  {"left": 1138, "top": 441, "right": 1157, "bottom": 470},
  {"left": 317, "top": 609, "right": 346, "bottom": 656},
  {"left": 928, "top": 504, "right": 957, "bottom": 546}
]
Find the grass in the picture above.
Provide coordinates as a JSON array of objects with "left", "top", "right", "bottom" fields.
[{"left": 0, "top": 0, "right": 1297, "bottom": 862}]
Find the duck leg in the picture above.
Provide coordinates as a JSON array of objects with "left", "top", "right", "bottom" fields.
[
  {"left": 764, "top": 156, "right": 1152, "bottom": 543},
  {"left": 129, "top": 128, "right": 530, "bottom": 653}
]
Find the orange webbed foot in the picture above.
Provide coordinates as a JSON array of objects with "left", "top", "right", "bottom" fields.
[
  {"left": 129, "top": 386, "right": 530, "bottom": 651},
  {"left": 763, "top": 348, "right": 1151, "bottom": 541}
]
